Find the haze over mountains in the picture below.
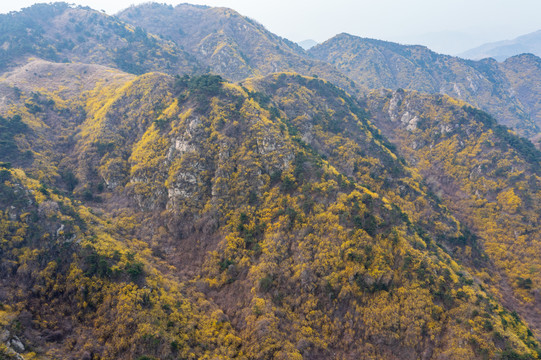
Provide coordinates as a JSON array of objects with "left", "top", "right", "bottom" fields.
[
  {"left": 0, "top": 2, "right": 540, "bottom": 359},
  {"left": 298, "top": 39, "right": 318, "bottom": 50},
  {"left": 461, "top": 29, "right": 541, "bottom": 61},
  {"left": 395, "top": 31, "right": 493, "bottom": 56}
]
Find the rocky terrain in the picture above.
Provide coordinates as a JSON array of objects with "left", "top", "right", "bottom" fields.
[
  {"left": 0, "top": 3, "right": 540, "bottom": 359},
  {"left": 310, "top": 33, "right": 541, "bottom": 144}
]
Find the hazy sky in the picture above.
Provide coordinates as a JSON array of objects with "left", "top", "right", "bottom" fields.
[{"left": 2, "top": 0, "right": 541, "bottom": 54}]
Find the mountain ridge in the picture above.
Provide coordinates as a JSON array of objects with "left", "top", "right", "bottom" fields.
[
  {"left": 460, "top": 29, "right": 541, "bottom": 61},
  {"left": 309, "top": 32, "right": 541, "bottom": 144},
  {"left": 116, "top": 3, "right": 358, "bottom": 94}
]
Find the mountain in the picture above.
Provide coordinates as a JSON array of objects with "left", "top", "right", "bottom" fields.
[
  {"left": 298, "top": 39, "right": 318, "bottom": 50},
  {"left": 460, "top": 30, "right": 541, "bottom": 61},
  {"left": 0, "top": 58, "right": 539, "bottom": 358},
  {"left": 309, "top": 33, "right": 541, "bottom": 144},
  {"left": 116, "top": 3, "right": 357, "bottom": 93},
  {"left": 0, "top": 2, "right": 198, "bottom": 75},
  {"left": 0, "top": 3, "right": 541, "bottom": 359}
]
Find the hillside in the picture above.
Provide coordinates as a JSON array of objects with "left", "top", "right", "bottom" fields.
[
  {"left": 116, "top": 3, "right": 358, "bottom": 93},
  {"left": 309, "top": 33, "right": 541, "bottom": 143},
  {"left": 0, "top": 167, "right": 246, "bottom": 359},
  {"left": 367, "top": 88, "right": 541, "bottom": 336},
  {"left": 0, "top": 60, "right": 539, "bottom": 359},
  {"left": 0, "top": 2, "right": 198, "bottom": 75},
  {"left": 460, "top": 30, "right": 541, "bottom": 61},
  {"left": 499, "top": 54, "right": 541, "bottom": 146}
]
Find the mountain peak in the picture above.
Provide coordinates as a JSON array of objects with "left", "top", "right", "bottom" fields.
[
  {"left": 116, "top": 4, "right": 357, "bottom": 92},
  {"left": 319, "top": 32, "right": 435, "bottom": 55},
  {"left": 297, "top": 39, "right": 318, "bottom": 50},
  {"left": 504, "top": 52, "right": 541, "bottom": 64}
]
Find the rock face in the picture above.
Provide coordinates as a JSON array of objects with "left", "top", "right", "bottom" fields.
[
  {"left": 310, "top": 33, "right": 541, "bottom": 142},
  {"left": 499, "top": 53, "right": 541, "bottom": 146},
  {"left": 9, "top": 336, "right": 24, "bottom": 352}
]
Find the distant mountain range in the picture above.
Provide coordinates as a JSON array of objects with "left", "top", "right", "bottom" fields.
[
  {"left": 298, "top": 39, "right": 318, "bottom": 50},
  {"left": 0, "top": 2, "right": 198, "bottom": 75},
  {"left": 460, "top": 29, "right": 541, "bottom": 61},
  {"left": 2, "top": 3, "right": 538, "bottom": 143}
]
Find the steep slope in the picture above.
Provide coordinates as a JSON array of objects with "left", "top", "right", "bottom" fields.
[
  {"left": 116, "top": 3, "right": 357, "bottom": 93},
  {"left": 460, "top": 30, "right": 541, "bottom": 61},
  {"left": 0, "top": 167, "right": 245, "bottom": 359},
  {"left": 500, "top": 54, "right": 541, "bottom": 146},
  {"left": 368, "top": 89, "right": 541, "bottom": 336},
  {"left": 1, "top": 61, "right": 539, "bottom": 359},
  {"left": 309, "top": 33, "right": 541, "bottom": 142},
  {"left": 0, "top": 2, "right": 198, "bottom": 75}
]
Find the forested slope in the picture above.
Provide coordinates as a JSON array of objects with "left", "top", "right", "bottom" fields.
[{"left": 0, "top": 60, "right": 539, "bottom": 359}]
